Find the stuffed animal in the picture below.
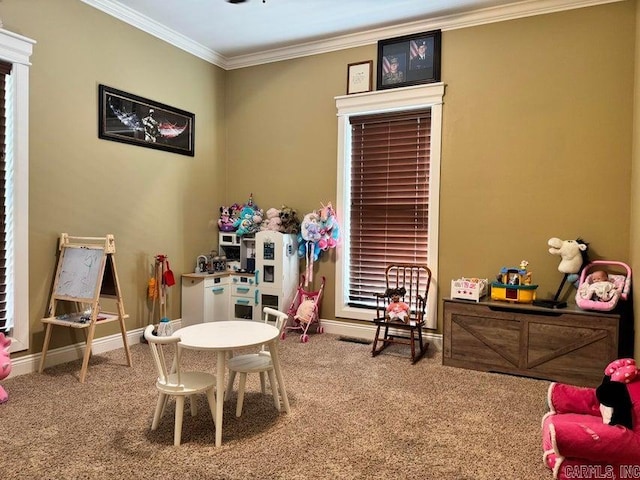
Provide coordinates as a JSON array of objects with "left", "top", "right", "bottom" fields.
[
  {"left": 0, "top": 332, "right": 11, "bottom": 404},
  {"left": 597, "top": 358, "right": 639, "bottom": 429},
  {"left": 217, "top": 205, "right": 237, "bottom": 232},
  {"left": 294, "top": 299, "right": 316, "bottom": 324},
  {"left": 542, "top": 358, "right": 640, "bottom": 477},
  {"left": 548, "top": 237, "right": 589, "bottom": 286},
  {"left": 318, "top": 202, "right": 340, "bottom": 251},
  {"left": 385, "top": 288, "right": 409, "bottom": 323},
  {"left": 261, "top": 207, "right": 282, "bottom": 231},
  {"left": 233, "top": 202, "right": 264, "bottom": 237},
  {"left": 279, "top": 206, "right": 301, "bottom": 234}
]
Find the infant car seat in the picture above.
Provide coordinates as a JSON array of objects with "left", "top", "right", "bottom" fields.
[{"left": 574, "top": 260, "right": 631, "bottom": 312}]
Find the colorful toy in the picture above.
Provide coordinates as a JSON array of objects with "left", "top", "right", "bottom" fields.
[
  {"left": 297, "top": 202, "right": 341, "bottom": 286},
  {"left": 233, "top": 194, "right": 263, "bottom": 237},
  {"left": 217, "top": 205, "right": 237, "bottom": 232},
  {"left": 490, "top": 261, "right": 538, "bottom": 303},
  {"left": 450, "top": 277, "right": 488, "bottom": 302},
  {"left": 542, "top": 359, "right": 640, "bottom": 479},
  {"left": 0, "top": 332, "right": 11, "bottom": 404}
]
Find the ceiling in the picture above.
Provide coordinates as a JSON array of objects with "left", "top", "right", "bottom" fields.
[{"left": 82, "top": 0, "right": 619, "bottom": 69}]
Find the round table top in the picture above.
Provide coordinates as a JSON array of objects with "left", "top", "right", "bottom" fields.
[{"left": 174, "top": 320, "right": 279, "bottom": 351}]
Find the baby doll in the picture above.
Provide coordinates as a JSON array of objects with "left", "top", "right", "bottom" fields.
[
  {"left": 386, "top": 293, "right": 410, "bottom": 323},
  {"left": 577, "top": 269, "right": 616, "bottom": 302}
]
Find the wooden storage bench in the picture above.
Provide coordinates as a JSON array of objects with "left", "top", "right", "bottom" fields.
[{"left": 443, "top": 298, "right": 630, "bottom": 387}]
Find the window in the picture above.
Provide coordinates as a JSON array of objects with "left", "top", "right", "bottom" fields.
[
  {"left": 0, "top": 30, "right": 34, "bottom": 353},
  {"left": 335, "top": 84, "right": 444, "bottom": 328}
]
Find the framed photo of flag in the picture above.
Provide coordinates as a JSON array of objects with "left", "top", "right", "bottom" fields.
[
  {"left": 377, "top": 30, "right": 441, "bottom": 90},
  {"left": 98, "top": 84, "right": 195, "bottom": 157}
]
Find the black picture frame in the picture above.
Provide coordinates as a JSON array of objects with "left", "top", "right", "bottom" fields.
[
  {"left": 98, "top": 84, "right": 195, "bottom": 157},
  {"left": 377, "top": 30, "right": 441, "bottom": 90}
]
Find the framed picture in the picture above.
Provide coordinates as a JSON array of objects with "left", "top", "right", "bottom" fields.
[
  {"left": 377, "top": 30, "right": 441, "bottom": 90},
  {"left": 98, "top": 84, "right": 195, "bottom": 157},
  {"left": 347, "top": 60, "right": 373, "bottom": 95}
]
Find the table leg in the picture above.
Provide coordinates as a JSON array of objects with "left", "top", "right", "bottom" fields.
[
  {"left": 215, "top": 350, "right": 226, "bottom": 447},
  {"left": 269, "top": 340, "right": 290, "bottom": 414}
]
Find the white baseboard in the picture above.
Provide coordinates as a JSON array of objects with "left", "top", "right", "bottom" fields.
[
  {"left": 318, "top": 318, "right": 443, "bottom": 351},
  {"left": 8, "top": 318, "right": 442, "bottom": 379}
]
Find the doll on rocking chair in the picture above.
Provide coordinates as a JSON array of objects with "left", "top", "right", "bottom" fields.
[{"left": 386, "top": 288, "right": 410, "bottom": 323}]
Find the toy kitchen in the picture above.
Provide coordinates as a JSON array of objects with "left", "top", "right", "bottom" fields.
[{"left": 181, "top": 231, "right": 298, "bottom": 326}]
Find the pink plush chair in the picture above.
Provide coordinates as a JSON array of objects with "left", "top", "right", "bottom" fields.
[
  {"left": 0, "top": 332, "right": 11, "bottom": 403},
  {"left": 541, "top": 360, "right": 640, "bottom": 479}
]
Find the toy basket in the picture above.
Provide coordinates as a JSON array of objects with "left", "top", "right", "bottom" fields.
[{"left": 450, "top": 278, "right": 488, "bottom": 302}]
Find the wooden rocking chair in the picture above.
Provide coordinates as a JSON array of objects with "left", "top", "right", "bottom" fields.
[{"left": 371, "top": 264, "right": 432, "bottom": 364}]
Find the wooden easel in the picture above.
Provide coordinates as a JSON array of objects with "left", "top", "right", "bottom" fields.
[{"left": 38, "top": 233, "right": 132, "bottom": 383}]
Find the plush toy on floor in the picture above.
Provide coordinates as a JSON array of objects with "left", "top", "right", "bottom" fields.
[
  {"left": 0, "top": 332, "right": 11, "bottom": 404},
  {"left": 541, "top": 358, "right": 640, "bottom": 479}
]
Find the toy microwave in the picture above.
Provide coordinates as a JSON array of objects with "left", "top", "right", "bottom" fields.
[{"left": 490, "top": 265, "right": 538, "bottom": 303}]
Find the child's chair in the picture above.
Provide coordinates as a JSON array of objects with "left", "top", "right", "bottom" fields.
[
  {"left": 225, "top": 307, "right": 290, "bottom": 417},
  {"left": 371, "top": 264, "right": 432, "bottom": 364},
  {"left": 144, "top": 325, "right": 217, "bottom": 446}
]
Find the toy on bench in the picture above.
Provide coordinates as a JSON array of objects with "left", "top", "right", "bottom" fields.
[{"left": 490, "top": 260, "right": 538, "bottom": 303}]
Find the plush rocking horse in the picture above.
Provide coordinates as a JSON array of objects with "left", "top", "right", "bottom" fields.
[{"left": 534, "top": 237, "right": 589, "bottom": 308}]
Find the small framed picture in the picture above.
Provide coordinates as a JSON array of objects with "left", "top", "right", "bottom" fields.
[
  {"left": 347, "top": 60, "right": 373, "bottom": 95},
  {"left": 377, "top": 30, "right": 441, "bottom": 90}
]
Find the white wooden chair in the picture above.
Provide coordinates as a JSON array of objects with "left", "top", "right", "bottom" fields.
[
  {"left": 144, "top": 325, "right": 217, "bottom": 446},
  {"left": 225, "top": 307, "right": 289, "bottom": 417}
]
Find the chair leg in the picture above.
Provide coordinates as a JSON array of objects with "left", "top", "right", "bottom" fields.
[
  {"left": 236, "top": 373, "right": 247, "bottom": 417},
  {"left": 174, "top": 396, "right": 185, "bottom": 446},
  {"left": 267, "top": 369, "right": 280, "bottom": 410},
  {"left": 190, "top": 394, "right": 198, "bottom": 417},
  {"left": 225, "top": 371, "right": 237, "bottom": 401},
  {"left": 259, "top": 371, "right": 266, "bottom": 394},
  {"left": 371, "top": 323, "right": 382, "bottom": 356},
  {"left": 205, "top": 386, "right": 217, "bottom": 426},
  {"left": 152, "top": 393, "right": 166, "bottom": 430}
]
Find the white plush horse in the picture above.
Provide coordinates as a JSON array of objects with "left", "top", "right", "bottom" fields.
[{"left": 548, "top": 237, "right": 588, "bottom": 274}]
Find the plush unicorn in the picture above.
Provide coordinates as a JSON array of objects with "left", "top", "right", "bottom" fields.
[{"left": 0, "top": 332, "right": 11, "bottom": 404}]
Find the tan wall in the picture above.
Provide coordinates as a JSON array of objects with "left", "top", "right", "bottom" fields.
[
  {"left": 226, "top": 2, "right": 636, "bottom": 329},
  {"left": 1, "top": 0, "right": 227, "bottom": 355}
]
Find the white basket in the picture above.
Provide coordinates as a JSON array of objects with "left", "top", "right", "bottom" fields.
[{"left": 451, "top": 278, "right": 488, "bottom": 302}]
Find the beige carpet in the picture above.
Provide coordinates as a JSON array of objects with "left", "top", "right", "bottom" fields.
[{"left": 3, "top": 332, "right": 551, "bottom": 480}]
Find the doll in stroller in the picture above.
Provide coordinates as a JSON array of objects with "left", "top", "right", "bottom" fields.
[{"left": 283, "top": 276, "right": 325, "bottom": 343}]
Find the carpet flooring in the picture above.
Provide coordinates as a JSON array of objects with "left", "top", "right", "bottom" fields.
[{"left": 2, "top": 332, "right": 552, "bottom": 479}]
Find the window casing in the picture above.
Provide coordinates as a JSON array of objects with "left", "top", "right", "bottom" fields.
[
  {"left": 334, "top": 83, "right": 444, "bottom": 328},
  {"left": 0, "top": 30, "right": 34, "bottom": 353}
]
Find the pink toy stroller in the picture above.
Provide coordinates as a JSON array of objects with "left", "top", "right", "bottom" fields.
[
  {"left": 574, "top": 260, "right": 631, "bottom": 312},
  {"left": 283, "top": 275, "right": 325, "bottom": 343}
]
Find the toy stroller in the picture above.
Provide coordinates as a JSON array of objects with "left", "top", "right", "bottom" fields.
[{"left": 283, "top": 275, "right": 325, "bottom": 343}]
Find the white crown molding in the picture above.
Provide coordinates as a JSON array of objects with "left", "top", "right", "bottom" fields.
[
  {"left": 80, "top": 0, "right": 227, "bottom": 66},
  {"left": 83, "top": 0, "right": 624, "bottom": 71}
]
